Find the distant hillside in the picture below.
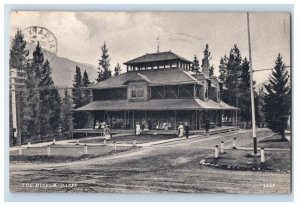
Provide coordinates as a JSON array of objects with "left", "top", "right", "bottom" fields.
[
  {"left": 255, "top": 80, "right": 269, "bottom": 92},
  {"left": 10, "top": 37, "right": 98, "bottom": 89},
  {"left": 43, "top": 49, "right": 98, "bottom": 88}
]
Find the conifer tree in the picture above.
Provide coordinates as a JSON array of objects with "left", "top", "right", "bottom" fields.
[
  {"left": 60, "top": 87, "right": 73, "bottom": 137},
  {"left": 96, "top": 42, "right": 112, "bottom": 82},
  {"left": 82, "top": 70, "right": 92, "bottom": 105},
  {"left": 225, "top": 44, "right": 242, "bottom": 107},
  {"left": 72, "top": 65, "right": 83, "bottom": 108},
  {"left": 72, "top": 65, "right": 85, "bottom": 128},
  {"left": 201, "top": 44, "right": 212, "bottom": 76},
  {"left": 263, "top": 54, "right": 290, "bottom": 139},
  {"left": 31, "top": 43, "right": 61, "bottom": 139},
  {"left": 209, "top": 65, "right": 214, "bottom": 77},
  {"left": 239, "top": 57, "right": 252, "bottom": 124},
  {"left": 191, "top": 55, "right": 200, "bottom": 73},
  {"left": 22, "top": 62, "right": 40, "bottom": 142},
  {"left": 9, "top": 29, "right": 29, "bottom": 144},
  {"left": 218, "top": 55, "right": 228, "bottom": 103},
  {"left": 114, "top": 63, "right": 121, "bottom": 77}
]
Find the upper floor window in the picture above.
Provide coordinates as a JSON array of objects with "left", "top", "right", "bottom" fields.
[{"left": 131, "top": 88, "right": 144, "bottom": 98}]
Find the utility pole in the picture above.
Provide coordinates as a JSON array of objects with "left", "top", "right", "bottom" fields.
[{"left": 247, "top": 12, "right": 257, "bottom": 154}]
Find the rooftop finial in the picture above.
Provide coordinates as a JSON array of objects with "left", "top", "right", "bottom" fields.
[{"left": 156, "top": 37, "right": 160, "bottom": 53}]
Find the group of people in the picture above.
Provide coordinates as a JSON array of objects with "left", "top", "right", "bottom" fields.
[
  {"left": 177, "top": 122, "right": 190, "bottom": 138},
  {"left": 155, "top": 121, "right": 172, "bottom": 130},
  {"left": 95, "top": 121, "right": 111, "bottom": 140},
  {"left": 135, "top": 120, "right": 147, "bottom": 135}
]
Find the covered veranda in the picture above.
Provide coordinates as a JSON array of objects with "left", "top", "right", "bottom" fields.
[{"left": 76, "top": 99, "right": 239, "bottom": 131}]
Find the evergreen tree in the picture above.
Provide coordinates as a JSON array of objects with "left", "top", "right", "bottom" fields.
[
  {"left": 48, "top": 86, "right": 61, "bottom": 136},
  {"left": 218, "top": 55, "right": 228, "bottom": 84},
  {"left": 191, "top": 55, "right": 200, "bottom": 73},
  {"left": 9, "top": 29, "right": 29, "bottom": 80},
  {"left": 218, "top": 55, "right": 228, "bottom": 103},
  {"left": 96, "top": 42, "right": 112, "bottom": 82},
  {"left": 82, "top": 70, "right": 92, "bottom": 105},
  {"left": 225, "top": 44, "right": 242, "bottom": 107},
  {"left": 72, "top": 65, "right": 85, "bottom": 128},
  {"left": 239, "top": 57, "right": 252, "bottom": 124},
  {"left": 9, "top": 29, "right": 29, "bottom": 145},
  {"left": 31, "top": 43, "right": 61, "bottom": 139},
  {"left": 209, "top": 65, "right": 214, "bottom": 77},
  {"left": 201, "top": 44, "right": 212, "bottom": 76},
  {"left": 114, "top": 63, "right": 121, "bottom": 77},
  {"left": 72, "top": 65, "right": 83, "bottom": 108},
  {"left": 60, "top": 87, "right": 73, "bottom": 137},
  {"left": 22, "top": 62, "right": 40, "bottom": 142},
  {"left": 262, "top": 54, "right": 290, "bottom": 139}
]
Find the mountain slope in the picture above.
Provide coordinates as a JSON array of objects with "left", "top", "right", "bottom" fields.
[{"left": 43, "top": 50, "right": 98, "bottom": 88}]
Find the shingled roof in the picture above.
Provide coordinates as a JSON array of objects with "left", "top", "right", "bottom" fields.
[
  {"left": 76, "top": 99, "right": 238, "bottom": 111},
  {"left": 91, "top": 67, "right": 200, "bottom": 89},
  {"left": 124, "top": 51, "right": 192, "bottom": 65}
]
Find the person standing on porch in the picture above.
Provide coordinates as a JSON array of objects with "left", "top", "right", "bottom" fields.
[
  {"left": 205, "top": 119, "right": 210, "bottom": 134},
  {"left": 184, "top": 122, "right": 189, "bottom": 139},
  {"left": 178, "top": 122, "right": 184, "bottom": 138},
  {"left": 141, "top": 119, "right": 146, "bottom": 133},
  {"left": 136, "top": 122, "right": 141, "bottom": 135}
]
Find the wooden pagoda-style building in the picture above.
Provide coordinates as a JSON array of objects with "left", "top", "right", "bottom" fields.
[{"left": 76, "top": 51, "right": 238, "bottom": 130}]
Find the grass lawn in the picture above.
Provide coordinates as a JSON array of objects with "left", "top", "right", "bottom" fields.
[
  {"left": 78, "top": 134, "right": 178, "bottom": 144},
  {"left": 10, "top": 145, "right": 136, "bottom": 163},
  {"left": 205, "top": 149, "right": 291, "bottom": 172},
  {"left": 243, "top": 133, "right": 290, "bottom": 149}
]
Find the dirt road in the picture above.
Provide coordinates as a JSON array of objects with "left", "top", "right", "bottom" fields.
[{"left": 9, "top": 129, "right": 291, "bottom": 194}]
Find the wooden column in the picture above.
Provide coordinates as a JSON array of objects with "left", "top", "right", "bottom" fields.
[
  {"left": 175, "top": 110, "right": 177, "bottom": 130},
  {"left": 133, "top": 111, "right": 135, "bottom": 129}
]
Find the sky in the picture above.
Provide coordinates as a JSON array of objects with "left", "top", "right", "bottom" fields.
[{"left": 9, "top": 11, "right": 291, "bottom": 84}]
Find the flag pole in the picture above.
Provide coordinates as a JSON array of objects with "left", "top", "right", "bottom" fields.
[{"left": 247, "top": 12, "right": 257, "bottom": 154}]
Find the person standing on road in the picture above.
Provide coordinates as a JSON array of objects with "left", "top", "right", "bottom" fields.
[
  {"left": 184, "top": 122, "right": 189, "bottom": 139},
  {"left": 103, "top": 125, "right": 111, "bottom": 140},
  {"left": 178, "top": 122, "right": 184, "bottom": 138}
]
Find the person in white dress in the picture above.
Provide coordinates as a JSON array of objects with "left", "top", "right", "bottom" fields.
[
  {"left": 136, "top": 122, "right": 141, "bottom": 135},
  {"left": 103, "top": 125, "right": 111, "bottom": 140},
  {"left": 178, "top": 122, "right": 184, "bottom": 138}
]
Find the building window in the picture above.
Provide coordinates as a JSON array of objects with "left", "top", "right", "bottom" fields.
[{"left": 131, "top": 88, "right": 144, "bottom": 98}]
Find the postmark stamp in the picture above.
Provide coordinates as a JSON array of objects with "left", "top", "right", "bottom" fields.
[{"left": 22, "top": 26, "right": 58, "bottom": 61}]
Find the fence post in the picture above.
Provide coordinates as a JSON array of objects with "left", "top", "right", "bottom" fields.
[
  {"left": 18, "top": 146, "right": 22, "bottom": 155},
  {"left": 103, "top": 139, "right": 106, "bottom": 145},
  {"left": 84, "top": 144, "right": 88, "bottom": 155},
  {"left": 113, "top": 141, "right": 117, "bottom": 151},
  {"left": 232, "top": 138, "right": 237, "bottom": 149},
  {"left": 76, "top": 140, "right": 79, "bottom": 145},
  {"left": 220, "top": 141, "right": 224, "bottom": 154},
  {"left": 47, "top": 146, "right": 51, "bottom": 156},
  {"left": 261, "top": 147, "right": 265, "bottom": 163},
  {"left": 214, "top": 145, "right": 219, "bottom": 158},
  {"left": 133, "top": 139, "right": 136, "bottom": 147}
]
